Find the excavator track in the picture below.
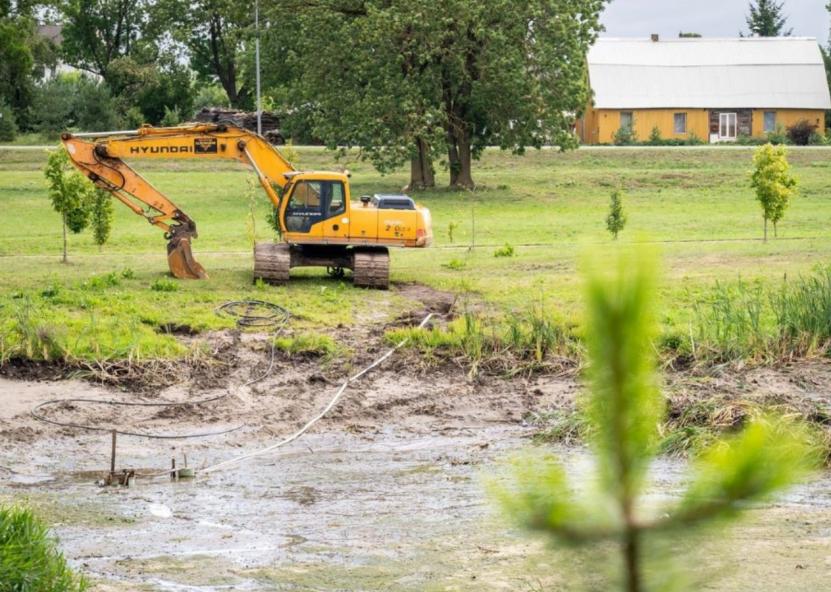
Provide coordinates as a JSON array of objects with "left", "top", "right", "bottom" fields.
[
  {"left": 352, "top": 248, "right": 390, "bottom": 289},
  {"left": 253, "top": 243, "right": 291, "bottom": 283}
]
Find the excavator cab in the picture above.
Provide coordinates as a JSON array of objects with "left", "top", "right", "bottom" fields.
[{"left": 282, "top": 175, "right": 350, "bottom": 242}]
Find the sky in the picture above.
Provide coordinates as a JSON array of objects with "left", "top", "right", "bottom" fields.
[{"left": 601, "top": 1, "right": 830, "bottom": 42}]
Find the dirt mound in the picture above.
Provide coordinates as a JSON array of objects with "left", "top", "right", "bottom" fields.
[{"left": 393, "top": 282, "right": 457, "bottom": 316}]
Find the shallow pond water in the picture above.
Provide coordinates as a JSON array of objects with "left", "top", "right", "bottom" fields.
[{"left": 2, "top": 426, "right": 830, "bottom": 591}]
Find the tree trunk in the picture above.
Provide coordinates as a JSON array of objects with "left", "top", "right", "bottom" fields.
[
  {"left": 764, "top": 217, "right": 768, "bottom": 242},
  {"left": 453, "top": 131, "right": 475, "bottom": 189},
  {"left": 623, "top": 527, "right": 642, "bottom": 592},
  {"left": 407, "top": 138, "right": 435, "bottom": 190},
  {"left": 447, "top": 128, "right": 475, "bottom": 189},
  {"left": 62, "top": 213, "right": 68, "bottom": 264},
  {"left": 773, "top": 221, "right": 778, "bottom": 238},
  {"left": 447, "top": 131, "right": 460, "bottom": 187}
]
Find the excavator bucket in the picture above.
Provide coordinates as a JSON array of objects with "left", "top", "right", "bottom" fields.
[{"left": 167, "top": 236, "right": 208, "bottom": 279}]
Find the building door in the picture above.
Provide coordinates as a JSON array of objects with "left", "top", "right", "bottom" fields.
[{"left": 719, "top": 113, "right": 737, "bottom": 141}]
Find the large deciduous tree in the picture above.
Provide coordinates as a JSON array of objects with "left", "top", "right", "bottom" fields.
[
  {"left": 155, "top": 0, "right": 253, "bottom": 109},
  {"left": 59, "top": 0, "right": 150, "bottom": 78},
  {"left": 0, "top": 4, "right": 56, "bottom": 129},
  {"left": 271, "top": 0, "right": 605, "bottom": 190},
  {"left": 745, "top": 0, "right": 792, "bottom": 37}
]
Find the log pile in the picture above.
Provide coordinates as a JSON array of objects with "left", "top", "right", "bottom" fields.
[{"left": 193, "top": 108, "right": 282, "bottom": 138}]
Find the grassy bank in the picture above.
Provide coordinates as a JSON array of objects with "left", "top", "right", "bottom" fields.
[{"left": 2, "top": 146, "right": 831, "bottom": 365}]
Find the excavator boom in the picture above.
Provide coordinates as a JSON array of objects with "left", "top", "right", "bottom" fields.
[{"left": 61, "top": 124, "right": 295, "bottom": 279}]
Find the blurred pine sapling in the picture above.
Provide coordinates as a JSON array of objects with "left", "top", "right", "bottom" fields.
[{"left": 492, "top": 250, "right": 817, "bottom": 591}]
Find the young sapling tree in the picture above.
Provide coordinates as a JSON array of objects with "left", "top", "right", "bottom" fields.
[
  {"left": 751, "top": 143, "right": 797, "bottom": 240},
  {"left": 492, "top": 250, "right": 817, "bottom": 592},
  {"left": 90, "top": 189, "right": 113, "bottom": 249},
  {"left": 44, "top": 147, "right": 94, "bottom": 263},
  {"left": 606, "top": 190, "right": 627, "bottom": 239}
]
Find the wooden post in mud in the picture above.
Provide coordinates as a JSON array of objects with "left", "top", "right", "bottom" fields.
[{"left": 109, "top": 430, "right": 117, "bottom": 478}]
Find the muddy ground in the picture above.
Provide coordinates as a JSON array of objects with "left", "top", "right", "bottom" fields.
[{"left": 1, "top": 284, "right": 831, "bottom": 590}]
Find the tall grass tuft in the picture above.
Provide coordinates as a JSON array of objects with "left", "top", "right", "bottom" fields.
[
  {"left": 692, "top": 280, "right": 770, "bottom": 362},
  {"left": 0, "top": 504, "right": 87, "bottom": 591},
  {"left": 772, "top": 269, "right": 831, "bottom": 356},
  {"left": 9, "top": 300, "right": 65, "bottom": 362},
  {"left": 387, "top": 302, "right": 578, "bottom": 376},
  {"left": 691, "top": 266, "right": 831, "bottom": 363}
]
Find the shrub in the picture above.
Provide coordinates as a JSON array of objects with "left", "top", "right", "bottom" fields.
[
  {"left": 808, "top": 130, "right": 827, "bottom": 145},
  {"left": 786, "top": 119, "right": 818, "bottom": 146},
  {"left": 442, "top": 258, "right": 466, "bottom": 270},
  {"left": 0, "top": 504, "right": 87, "bottom": 591},
  {"left": 686, "top": 131, "right": 704, "bottom": 145},
  {"left": 0, "top": 102, "right": 17, "bottom": 142},
  {"left": 84, "top": 272, "right": 121, "bottom": 290},
  {"left": 765, "top": 124, "right": 789, "bottom": 145},
  {"left": 736, "top": 133, "right": 764, "bottom": 146},
  {"left": 193, "top": 84, "right": 231, "bottom": 110},
  {"left": 161, "top": 105, "right": 181, "bottom": 127},
  {"left": 122, "top": 106, "right": 144, "bottom": 128},
  {"left": 150, "top": 278, "right": 179, "bottom": 292},
  {"left": 107, "top": 56, "right": 193, "bottom": 126},
  {"left": 647, "top": 126, "right": 662, "bottom": 145},
  {"left": 493, "top": 243, "right": 515, "bottom": 258},
  {"left": 613, "top": 125, "right": 637, "bottom": 146},
  {"left": 31, "top": 74, "right": 118, "bottom": 136}
]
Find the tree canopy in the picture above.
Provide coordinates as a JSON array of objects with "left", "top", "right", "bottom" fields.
[
  {"left": 8, "top": 0, "right": 606, "bottom": 188},
  {"left": 267, "top": 0, "right": 606, "bottom": 188},
  {"left": 745, "top": 0, "right": 792, "bottom": 37}
]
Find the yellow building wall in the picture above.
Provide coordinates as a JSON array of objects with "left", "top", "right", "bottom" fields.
[
  {"left": 583, "top": 108, "right": 710, "bottom": 144},
  {"left": 750, "top": 109, "right": 826, "bottom": 137},
  {"left": 580, "top": 108, "right": 827, "bottom": 145}
]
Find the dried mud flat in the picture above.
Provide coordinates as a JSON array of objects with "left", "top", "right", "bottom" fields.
[{"left": 1, "top": 282, "right": 831, "bottom": 590}]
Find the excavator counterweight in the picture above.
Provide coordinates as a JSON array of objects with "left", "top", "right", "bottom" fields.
[{"left": 61, "top": 124, "right": 432, "bottom": 288}]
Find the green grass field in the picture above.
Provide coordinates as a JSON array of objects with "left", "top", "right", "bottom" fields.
[{"left": 2, "top": 145, "right": 831, "bottom": 363}]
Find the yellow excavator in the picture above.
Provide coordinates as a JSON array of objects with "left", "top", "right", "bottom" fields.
[{"left": 61, "top": 124, "right": 433, "bottom": 288}]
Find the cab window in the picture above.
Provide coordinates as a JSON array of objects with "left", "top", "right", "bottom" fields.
[
  {"left": 328, "top": 182, "right": 345, "bottom": 215},
  {"left": 289, "top": 181, "right": 321, "bottom": 209},
  {"left": 285, "top": 180, "right": 345, "bottom": 233}
]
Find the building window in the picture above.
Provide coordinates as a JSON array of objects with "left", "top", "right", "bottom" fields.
[
  {"left": 674, "top": 112, "right": 687, "bottom": 134},
  {"left": 764, "top": 111, "right": 776, "bottom": 133},
  {"left": 620, "top": 111, "right": 633, "bottom": 130}
]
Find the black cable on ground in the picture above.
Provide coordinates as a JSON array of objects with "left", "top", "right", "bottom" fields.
[{"left": 30, "top": 300, "right": 290, "bottom": 440}]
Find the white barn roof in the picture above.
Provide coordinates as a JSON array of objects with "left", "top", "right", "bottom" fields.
[{"left": 588, "top": 37, "right": 831, "bottom": 110}]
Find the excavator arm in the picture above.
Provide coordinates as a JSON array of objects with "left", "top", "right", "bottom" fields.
[{"left": 61, "top": 124, "right": 296, "bottom": 279}]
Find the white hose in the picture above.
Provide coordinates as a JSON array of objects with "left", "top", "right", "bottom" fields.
[{"left": 196, "top": 312, "right": 434, "bottom": 476}]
